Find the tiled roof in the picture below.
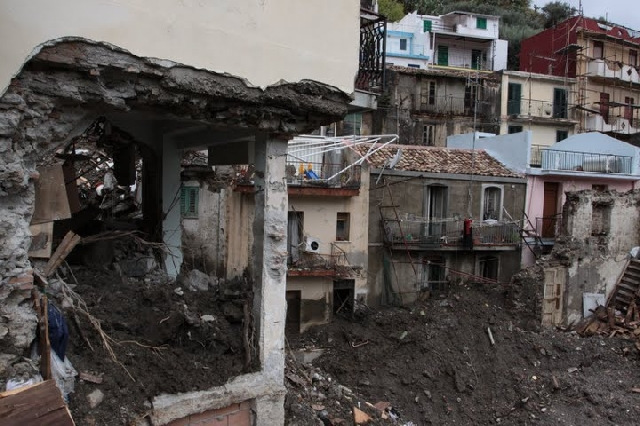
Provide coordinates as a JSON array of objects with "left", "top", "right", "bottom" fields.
[{"left": 353, "top": 144, "right": 522, "bottom": 178}]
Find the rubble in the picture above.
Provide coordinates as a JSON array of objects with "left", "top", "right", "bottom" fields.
[{"left": 285, "top": 283, "right": 640, "bottom": 425}]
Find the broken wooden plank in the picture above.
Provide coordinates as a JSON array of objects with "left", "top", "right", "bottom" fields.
[
  {"left": 79, "top": 372, "right": 103, "bottom": 385},
  {"left": 28, "top": 222, "right": 54, "bottom": 259},
  {"left": 44, "top": 231, "right": 81, "bottom": 277},
  {"left": 0, "top": 379, "right": 74, "bottom": 426}
]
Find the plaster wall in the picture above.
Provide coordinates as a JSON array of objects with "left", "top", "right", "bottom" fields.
[
  {"left": 0, "top": 0, "right": 360, "bottom": 94},
  {"left": 181, "top": 183, "right": 227, "bottom": 276},
  {"left": 287, "top": 277, "right": 332, "bottom": 332}
]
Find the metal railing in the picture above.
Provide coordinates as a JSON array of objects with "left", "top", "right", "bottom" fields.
[
  {"left": 530, "top": 144, "right": 545, "bottom": 167},
  {"left": 541, "top": 149, "right": 633, "bottom": 174},
  {"left": 535, "top": 215, "right": 562, "bottom": 239},
  {"left": 382, "top": 218, "right": 520, "bottom": 247},
  {"left": 285, "top": 161, "right": 361, "bottom": 189},
  {"left": 507, "top": 99, "right": 576, "bottom": 120},
  {"left": 287, "top": 249, "right": 356, "bottom": 277},
  {"left": 416, "top": 95, "right": 492, "bottom": 116}
]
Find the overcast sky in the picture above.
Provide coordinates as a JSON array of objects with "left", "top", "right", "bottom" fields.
[{"left": 531, "top": 0, "right": 640, "bottom": 31}]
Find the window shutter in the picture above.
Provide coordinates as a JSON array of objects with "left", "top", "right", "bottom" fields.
[{"left": 423, "top": 20, "right": 432, "bottom": 32}]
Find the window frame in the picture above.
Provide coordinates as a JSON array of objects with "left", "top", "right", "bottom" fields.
[
  {"left": 335, "top": 212, "right": 351, "bottom": 242},
  {"left": 399, "top": 38, "right": 408, "bottom": 51},
  {"left": 476, "top": 17, "right": 487, "bottom": 30},
  {"left": 477, "top": 255, "right": 499, "bottom": 282},
  {"left": 480, "top": 184, "right": 504, "bottom": 221},
  {"left": 422, "top": 124, "right": 435, "bottom": 146}
]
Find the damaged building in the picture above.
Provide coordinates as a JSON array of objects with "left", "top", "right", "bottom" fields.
[
  {"left": 363, "top": 143, "right": 527, "bottom": 304},
  {"left": 0, "top": 0, "right": 361, "bottom": 424}
]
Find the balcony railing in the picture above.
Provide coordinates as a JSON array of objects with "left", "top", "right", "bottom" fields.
[
  {"left": 588, "top": 59, "right": 640, "bottom": 85},
  {"left": 285, "top": 161, "right": 361, "bottom": 189},
  {"left": 382, "top": 218, "right": 520, "bottom": 248},
  {"left": 535, "top": 215, "right": 562, "bottom": 239},
  {"left": 507, "top": 99, "right": 576, "bottom": 120},
  {"left": 357, "top": 9, "right": 386, "bottom": 92},
  {"left": 416, "top": 96, "right": 492, "bottom": 117},
  {"left": 530, "top": 144, "right": 545, "bottom": 167},
  {"left": 287, "top": 250, "right": 356, "bottom": 277},
  {"left": 541, "top": 149, "right": 633, "bottom": 174}
]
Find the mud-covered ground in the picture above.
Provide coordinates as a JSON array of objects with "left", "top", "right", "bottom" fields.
[
  {"left": 59, "top": 266, "right": 255, "bottom": 425},
  {"left": 286, "top": 283, "right": 640, "bottom": 425}
]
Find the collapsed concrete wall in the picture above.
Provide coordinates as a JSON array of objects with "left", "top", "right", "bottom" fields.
[{"left": 542, "top": 190, "right": 640, "bottom": 325}]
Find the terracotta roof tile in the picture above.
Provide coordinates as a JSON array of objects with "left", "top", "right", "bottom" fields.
[{"left": 353, "top": 144, "right": 522, "bottom": 178}]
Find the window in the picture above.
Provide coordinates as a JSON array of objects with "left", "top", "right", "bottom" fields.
[
  {"left": 423, "top": 20, "right": 432, "bottom": 32},
  {"left": 407, "top": 63, "right": 420, "bottom": 68},
  {"left": 482, "top": 185, "right": 503, "bottom": 221},
  {"left": 341, "top": 112, "right": 362, "bottom": 136},
  {"left": 336, "top": 212, "right": 350, "bottom": 241},
  {"left": 420, "top": 81, "right": 436, "bottom": 109},
  {"left": 476, "top": 17, "right": 487, "bottom": 30},
  {"left": 471, "top": 49, "right": 482, "bottom": 70},
  {"left": 421, "top": 257, "right": 447, "bottom": 292},
  {"left": 180, "top": 186, "right": 199, "bottom": 218},
  {"left": 591, "top": 203, "right": 611, "bottom": 236},
  {"left": 424, "top": 185, "right": 447, "bottom": 238},
  {"left": 422, "top": 125, "right": 435, "bottom": 146},
  {"left": 552, "top": 88, "right": 568, "bottom": 118},
  {"left": 508, "top": 125, "right": 523, "bottom": 134},
  {"left": 287, "top": 211, "right": 304, "bottom": 264},
  {"left": 507, "top": 83, "right": 522, "bottom": 115},
  {"left": 556, "top": 130, "right": 568, "bottom": 142},
  {"left": 630, "top": 50, "right": 638, "bottom": 67},
  {"left": 478, "top": 256, "right": 499, "bottom": 281},
  {"left": 437, "top": 45, "right": 448, "bottom": 66},
  {"left": 593, "top": 41, "right": 604, "bottom": 59},
  {"left": 399, "top": 38, "right": 408, "bottom": 51},
  {"left": 464, "top": 84, "right": 477, "bottom": 113}
]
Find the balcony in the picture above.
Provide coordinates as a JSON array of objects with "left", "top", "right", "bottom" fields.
[
  {"left": 357, "top": 7, "right": 386, "bottom": 92},
  {"left": 507, "top": 99, "right": 576, "bottom": 122},
  {"left": 234, "top": 162, "right": 361, "bottom": 196},
  {"left": 588, "top": 59, "right": 640, "bottom": 85},
  {"left": 535, "top": 215, "right": 562, "bottom": 239},
  {"left": 416, "top": 95, "right": 493, "bottom": 117},
  {"left": 382, "top": 218, "right": 520, "bottom": 251},
  {"left": 285, "top": 161, "right": 361, "bottom": 196},
  {"left": 287, "top": 250, "right": 357, "bottom": 278},
  {"left": 541, "top": 149, "right": 633, "bottom": 174},
  {"left": 585, "top": 113, "right": 640, "bottom": 135}
]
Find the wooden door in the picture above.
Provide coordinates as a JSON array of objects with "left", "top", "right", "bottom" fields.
[
  {"left": 542, "top": 182, "right": 558, "bottom": 238},
  {"left": 437, "top": 45, "right": 448, "bottom": 66},
  {"left": 542, "top": 267, "right": 565, "bottom": 326}
]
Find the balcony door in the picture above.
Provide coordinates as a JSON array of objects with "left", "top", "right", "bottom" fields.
[
  {"left": 437, "top": 45, "right": 448, "bottom": 66},
  {"left": 542, "top": 182, "right": 559, "bottom": 238},
  {"left": 425, "top": 185, "right": 448, "bottom": 238},
  {"left": 552, "top": 88, "right": 568, "bottom": 119},
  {"left": 600, "top": 92, "right": 610, "bottom": 124}
]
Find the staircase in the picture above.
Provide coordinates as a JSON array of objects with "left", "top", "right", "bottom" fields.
[{"left": 609, "top": 259, "right": 640, "bottom": 313}]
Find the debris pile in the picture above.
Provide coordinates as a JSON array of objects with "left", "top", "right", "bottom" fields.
[{"left": 286, "top": 284, "right": 640, "bottom": 425}]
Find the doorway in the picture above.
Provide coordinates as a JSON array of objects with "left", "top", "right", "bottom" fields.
[
  {"left": 286, "top": 291, "right": 301, "bottom": 334},
  {"left": 542, "top": 182, "right": 559, "bottom": 238},
  {"left": 333, "top": 279, "right": 355, "bottom": 317}
]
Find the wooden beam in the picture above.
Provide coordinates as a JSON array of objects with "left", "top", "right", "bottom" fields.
[{"left": 0, "top": 380, "right": 74, "bottom": 426}]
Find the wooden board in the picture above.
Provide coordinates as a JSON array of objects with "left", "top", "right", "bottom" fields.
[
  {"left": 0, "top": 380, "right": 74, "bottom": 426},
  {"left": 28, "top": 221, "right": 54, "bottom": 259},
  {"left": 31, "top": 165, "right": 73, "bottom": 225}
]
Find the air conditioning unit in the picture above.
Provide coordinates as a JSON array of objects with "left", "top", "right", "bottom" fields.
[{"left": 304, "top": 236, "right": 321, "bottom": 253}]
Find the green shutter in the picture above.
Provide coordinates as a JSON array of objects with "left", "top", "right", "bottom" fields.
[
  {"left": 507, "top": 83, "right": 522, "bottom": 115},
  {"left": 437, "top": 45, "right": 448, "bottom": 66},
  {"left": 477, "top": 17, "right": 487, "bottom": 30},
  {"left": 180, "top": 186, "right": 199, "bottom": 218},
  {"left": 423, "top": 20, "right": 432, "bottom": 32}
]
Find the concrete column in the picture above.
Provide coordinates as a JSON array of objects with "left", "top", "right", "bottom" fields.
[
  {"left": 252, "top": 134, "right": 288, "bottom": 425},
  {"left": 162, "top": 136, "right": 184, "bottom": 278}
]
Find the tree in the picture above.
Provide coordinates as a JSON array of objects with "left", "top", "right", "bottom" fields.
[
  {"left": 540, "top": 1, "right": 577, "bottom": 28},
  {"left": 379, "top": 0, "right": 406, "bottom": 21}
]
